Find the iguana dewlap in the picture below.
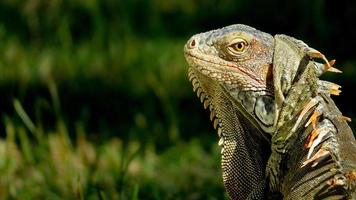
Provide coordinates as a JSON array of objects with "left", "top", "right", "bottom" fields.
[{"left": 184, "top": 24, "right": 356, "bottom": 200}]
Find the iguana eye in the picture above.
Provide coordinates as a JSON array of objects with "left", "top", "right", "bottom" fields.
[{"left": 227, "top": 39, "right": 248, "bottom": 55}]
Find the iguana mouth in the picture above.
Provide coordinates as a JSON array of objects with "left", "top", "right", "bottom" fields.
[
  {"left": 185, "top": 51, "right": 266, "bottom": 88},
  {"left": 184, "top": 52, "right": 219, "bottom": 66}
]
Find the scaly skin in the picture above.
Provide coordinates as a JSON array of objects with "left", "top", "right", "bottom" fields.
[{"left": 184, "top": 24, "right": 356, "bottom": 199}]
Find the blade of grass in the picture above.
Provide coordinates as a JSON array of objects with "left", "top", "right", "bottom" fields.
[
  {"left": 47, "top": 79, "right": 62, "bottom": 121},
  {"left": 13, "top": 99, "right": 39, "bottom": 141},
  {"left": 3, "top": 116, "right": 15, "bottom": 144},
  {"left": 98, "top": 190, "right": 108, "bottom": 200},
  {"left": 131, "top": 184, "right": 139, "bottom": 200},
  {"left": 18, "top": 127, "right": 34, "bottom": 163},
  {"left": 75, "top": 176, "right": 84, "bottom": 200}
]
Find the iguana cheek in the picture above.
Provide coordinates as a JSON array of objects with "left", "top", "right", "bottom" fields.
[
  {"left": 254, "top": 96, "right": 275, "bottom": 126},
  {"left": 236, "top": 91, "right": 257, "bottom": 113}
]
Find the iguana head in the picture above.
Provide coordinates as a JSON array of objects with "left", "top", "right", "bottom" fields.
[{"left": 184, "top": 24, "right": 276, "bottom": 133}]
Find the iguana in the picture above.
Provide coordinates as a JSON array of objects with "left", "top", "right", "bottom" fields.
[{"left": 184, "top": 24, "right": 356, "bottom": 200}]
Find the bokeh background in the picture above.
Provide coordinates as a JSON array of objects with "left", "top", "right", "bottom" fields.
[{"left": 0, "top": 0, "right": 355, "bottom": 199}]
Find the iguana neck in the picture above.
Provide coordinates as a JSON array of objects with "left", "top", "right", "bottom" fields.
[{"left": 189, "top": 67, "right": 272, "bottom": 199}]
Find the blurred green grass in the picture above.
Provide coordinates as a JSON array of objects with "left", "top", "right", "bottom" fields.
[
  {"left": 0, "top": 0, "right": 355, "bottom": 199},
  {"left": 1, "top": 108, "right": 224, "bottom": 199}
]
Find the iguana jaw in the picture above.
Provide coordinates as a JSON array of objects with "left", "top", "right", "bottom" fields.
[{"left": 187, "top": 67, "right": 271, "bottom": 142}]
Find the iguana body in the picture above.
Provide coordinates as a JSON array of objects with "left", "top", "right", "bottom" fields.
[{"left": 184, "top": 24, "right": 356, "bottom": 199}]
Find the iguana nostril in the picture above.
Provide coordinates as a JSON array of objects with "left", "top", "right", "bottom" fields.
[{"left": 188, "top": 38, "right": 197, "bottom": 49}]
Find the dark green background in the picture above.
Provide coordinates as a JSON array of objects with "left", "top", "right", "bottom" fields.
[{"left": 0, "top": 0, "right": 355, "bottom": 199}]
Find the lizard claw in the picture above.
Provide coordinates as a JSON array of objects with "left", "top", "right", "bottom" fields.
[
  {"left": 305, "top": 128, "right": 319, "bottom": 149},
  {"left": 304, "top": 110, "right": 322, "bottom": 150},
  {"left": 305, "top": 126, "right": 331, "bottom": 159},
  {"left": 339, "top": 115, "right": 352, "bottom": 123},
  {"left": 308, "top": 49, "right": 342, "bottom": 74},
  {"left": 301, "top": 148, "right": 330, "bottom": 168},
  {"left": 325, "top": 60, "right": 342, "bottom": 73},
  {"left": 292, "top": 98, "right": 319, "bottom": 133},
  {"left": 305, "top": 110, "right": 321, "bottom": 128},
  {"left": 328, "top": 84, "right": 342, "bottom": 96},
  {"left": 317, "top": 80, "right": 342, "bottom": 96}
]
